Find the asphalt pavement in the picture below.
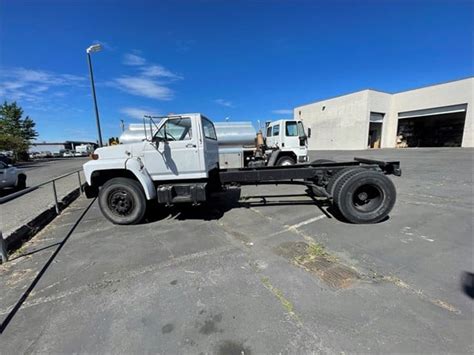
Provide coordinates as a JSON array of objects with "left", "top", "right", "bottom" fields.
[{"left": 0, "top": 149, "right": 472, "bottom": 353}]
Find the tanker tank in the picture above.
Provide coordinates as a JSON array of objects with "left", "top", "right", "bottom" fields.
[{"left": 119, "top": 121, "right": 257, "bottom": 147}]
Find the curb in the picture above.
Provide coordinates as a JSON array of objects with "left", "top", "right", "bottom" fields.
[{"left": 3, "top": 186, "right": 83, "bottom": 255}]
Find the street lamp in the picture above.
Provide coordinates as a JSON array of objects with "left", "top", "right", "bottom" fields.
[{"left": 86, "top": 44, "right": 103, "bottom": 147}]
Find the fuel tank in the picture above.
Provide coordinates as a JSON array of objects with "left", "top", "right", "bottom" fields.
[
  {"left": 119, "top": 121, "right": 257, "bottom": 147},
  {"left": 213, "top": 122, "right": 256, "bottom": 147}
]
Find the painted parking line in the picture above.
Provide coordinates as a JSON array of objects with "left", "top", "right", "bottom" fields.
[{"left": 287, "top": 215, "right": 326, "bottom": 229}]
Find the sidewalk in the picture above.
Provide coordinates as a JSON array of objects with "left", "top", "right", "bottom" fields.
[{"left": 1, "top": 171, "right": 86, "bottom": 250}]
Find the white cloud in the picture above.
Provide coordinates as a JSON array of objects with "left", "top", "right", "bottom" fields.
[
  {"left": 123, "top": 53, "right": 146, "bottom": 66},
  {"left": 140, "top": 65, "right": 182, "bottom": 79},
  {"left": 272, "top": 109, "right": 293, "bottom": 115},
  {"left": 114, "top": 76, "right": 173, "bottom": 100},
  {"left": 120, "top": 107, "right": 161, "bottom": 119},
  {"left": 113, "top": 53, "right": 182, "bottom": 100},
  {"left": 214, "top": 99, "right": 234, "bottom": 108},
  {"left": 0, "top": 67, "right": 86, "bottom": 103}
]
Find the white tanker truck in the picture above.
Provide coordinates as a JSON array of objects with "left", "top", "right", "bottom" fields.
[{"left": 119, "top": 118, "right": 310, "bottom": 169}]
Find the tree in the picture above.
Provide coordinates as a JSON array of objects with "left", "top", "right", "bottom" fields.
[{"left": 0, "top": 101, "right": 38, "bottom": 160}]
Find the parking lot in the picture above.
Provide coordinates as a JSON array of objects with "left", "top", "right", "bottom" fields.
[{"left": 1, "top": 148, "right": 472, "bottom": 353}]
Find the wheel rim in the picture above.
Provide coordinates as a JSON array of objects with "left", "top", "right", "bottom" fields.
[
  {"left": 352, "top": 184, "right": 384, "bottom": 213},
  {"left": 107, "top": 188, "right": 134, "bottom": 216},
  {"left": 281, "top": 160, "right": 293, "bottom": 166}
]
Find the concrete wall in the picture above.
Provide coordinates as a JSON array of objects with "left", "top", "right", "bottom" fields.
[
  {"left": 367, "top": 91, "right": 392, "bottom": 148},
  {"left": 295, "top": 77, "right": 473, "bottom": 149},
  {"left": 294, "top": 91, "right": 370, "bottom": 150}
]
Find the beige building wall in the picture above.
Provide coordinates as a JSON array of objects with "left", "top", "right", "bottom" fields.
[
  {"left": 295, "top": 77, "right": 473, "bottom": 149},
  {"left": 294, "top": 91, "right": 370, "bottom": 150}
]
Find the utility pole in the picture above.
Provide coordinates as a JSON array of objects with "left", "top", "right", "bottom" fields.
[{"left": 86, "top": 44, "right": 103, "bottom": 147}]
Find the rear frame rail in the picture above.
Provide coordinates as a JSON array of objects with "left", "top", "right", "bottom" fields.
[{"left": 219, "top": 158, "right": 401, "bottom": 184}]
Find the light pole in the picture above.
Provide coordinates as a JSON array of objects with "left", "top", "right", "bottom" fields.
[{"left": 86, "top": 44, "right": 103, "bottom": 147}]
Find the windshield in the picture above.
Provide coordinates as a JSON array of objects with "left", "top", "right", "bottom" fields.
[{"left": 297, "top": 121, "right": 306, "bottom": 138}]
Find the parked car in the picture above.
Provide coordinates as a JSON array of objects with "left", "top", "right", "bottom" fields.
[
  {"left": 29, "top": 152, "right": 40, "bottom": 160},
  {"left": 38, "top": 151, "right": 53, "bottom": 158},
  {"left": 0, "top": 154, "right": 13, "bottom": 165},
  {"left": 62, "top": 150, "right": 74, "bottom": 157},
  {"left": 0, "top": 161, "right": 26, "bottom": 190}
]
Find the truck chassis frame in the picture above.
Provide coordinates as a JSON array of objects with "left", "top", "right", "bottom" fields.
[
  {"left": 219, "top": 158, "right": 401, "bottom": 185},
  {"left": 90, "top": 158, "right": 401, "bottom": 225}
]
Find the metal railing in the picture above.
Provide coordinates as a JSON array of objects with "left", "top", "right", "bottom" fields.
[{"left": 0, "top": 169, "right": 84, "bottom": 263}]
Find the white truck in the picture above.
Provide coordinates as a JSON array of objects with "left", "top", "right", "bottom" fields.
[
  {"left": 120, "top": 118, "right": 309, "bottom": 169},
  {"left": 83, "top": 113, "right": 401, "bottom": 226},
  {"left": 214, "top": 119, "right": 309, "bottom": 169},
  {"left": 75, "top": 144, "right": 94, "bottom": 156}
]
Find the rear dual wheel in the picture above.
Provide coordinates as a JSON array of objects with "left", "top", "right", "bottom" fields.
[{"left": 332, "top": 169, "right": 396, "bottom": 224}]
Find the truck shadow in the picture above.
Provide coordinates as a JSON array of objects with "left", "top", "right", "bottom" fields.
[{"left": 143, "top": 188, "right": 362, "bottom": 224}]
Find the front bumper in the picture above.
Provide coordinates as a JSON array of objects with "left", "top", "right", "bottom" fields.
[{"left": 298, "top": 155, "right": 309, "bottom": 163}]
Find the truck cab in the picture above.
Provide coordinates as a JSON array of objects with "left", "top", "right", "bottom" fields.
[
  {"left": 265, "top": 119, "right": 309, "bottom": 165},
  {"left": 83, "top": 113, "right": 219, "bottom": 224}
]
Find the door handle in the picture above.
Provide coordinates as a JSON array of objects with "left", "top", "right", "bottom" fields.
[{"left": 186, "top": 143, "right": 197, "bottom": 148}]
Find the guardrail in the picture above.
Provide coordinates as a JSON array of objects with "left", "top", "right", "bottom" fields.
[{"left": 0, "top": 169, "right": 84, "bottom": 263}]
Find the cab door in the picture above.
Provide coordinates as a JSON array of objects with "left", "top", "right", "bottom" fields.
[
  {"left": 282, "top": 121, "right": 300, "bottom": 148},
  {"left": 142, "top": 117, "right": 204, "bottom": 180},
  {"left": 266, "top": 123, "right": 281, "bottom": 148}
]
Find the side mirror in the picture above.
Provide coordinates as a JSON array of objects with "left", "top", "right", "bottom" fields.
[{"left": 307, "top": 128, "right": 312, "bottom": 138}]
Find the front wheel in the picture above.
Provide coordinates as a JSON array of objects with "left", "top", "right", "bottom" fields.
[
  {"left": 276, "top": 156, "right": 295, "bottom": 166},
  {"left": 333, "top": 170, "right": 396, "bottom": 224},
  {"left": 98, "top": 177, "right": 147, "bottom": 225}
]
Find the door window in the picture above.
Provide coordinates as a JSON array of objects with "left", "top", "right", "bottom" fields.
[
  {"left": 155, "top": 118, "right": 192, "bottom": 141},
  {"left": 273, "top": 124, "right": 280, "bottom": 136},
  {"left": 202, "top": 118, "right": 217, "bottom": 140},
  {"left": 285, "top": 121, "right": 298, "bottom": 136}
]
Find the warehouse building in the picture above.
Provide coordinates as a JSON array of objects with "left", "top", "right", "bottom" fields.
[{"left": 294, "top": 77, "right": 473, "bottom": 150}]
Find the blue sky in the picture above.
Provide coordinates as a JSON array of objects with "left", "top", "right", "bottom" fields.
[{"left": 0, "top": 0, "right": 472, "bottom": 142}]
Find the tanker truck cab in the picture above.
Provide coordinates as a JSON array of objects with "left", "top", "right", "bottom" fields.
[
  {"left": 142, "top": 114, "right": 219, "bottom": 180},
  {"left": 83, "top": 113, "right": 219, "bottom": 224},
  {"left": 265, "top": 119, "right": 309, "bottom": 165}
]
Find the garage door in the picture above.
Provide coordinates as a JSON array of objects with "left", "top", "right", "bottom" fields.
[{"left": 397, "top": 104, "right": 467, "bottom": 147}]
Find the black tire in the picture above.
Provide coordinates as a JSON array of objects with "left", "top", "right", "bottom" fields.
[
  {"left": 98, "top": 177, "right": 147, "bottom": 225},
  {"left": 333, "top": 170, "right": 396, "bottom": 224},
  {"left": 16, "top": 174, "right": 26, "bottom": 190},
  {"left": 276, "top": 156, "right": 296, "bottom": 166},
  {"left": 326, "top": 167, "right": 365, "bottom": 197}
]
